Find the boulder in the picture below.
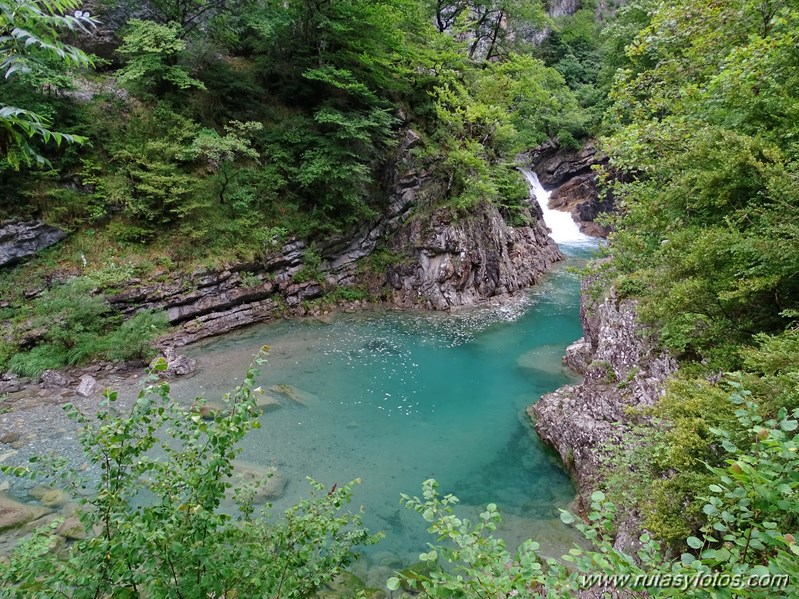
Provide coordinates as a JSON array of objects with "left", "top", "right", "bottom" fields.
[
  {"left": 0, "top": 220, "right": 67, "bottom": 267},
  {"left": 0, "top": 376, "right": 22, "bottom": 394},
  {"left": 192, "top": 400, "right": 225, "bottom": 420},
  {"left": 76, "top": 374, "right": 98, "bottom": 397},
  {"left": 29, "top": 486, "right": 70, "bottom": 508},
  {"left": 151, "top": 347, "right": 197, "bottom": 378},
  {"left": 255, "top": 394, "right": 281, "bottom": 413},
  {"left": 268, "top": 384, "right": 318, "bottom": 407},
  {"left": 41, "top": 369, "right": 70, "bottom": 389},
  {"left": 327, "top": 571, "right": 366, "bottom": 594},
  {"left": 229, "top": 461, "right": 288, "bottom": 503},
  {"left": 0, "top": 494, "right": 50, "bottom": 532},
  {"left": 57, "top": 515, "right": 87, "bottom": 540}
]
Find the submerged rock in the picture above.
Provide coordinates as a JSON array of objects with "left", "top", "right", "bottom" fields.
[
  {"left": 326, "top": 571, "right": 366, "bottom": 594},
  {"left": 0, "top": 494, "right": 50, "bottom": 532},
  {"left": 268, "top": 384, "right": 318, "bottom": 407},
  {"left": 228, "top": 461, "right": 288, "bottom": 503},
  {"left": 255, "top": 394, "right": 281, "bottom": 413},
  {"left": 29, "top": 486, "right": 70, "bottom": 508},
  {"left": 516, "top": 345, "right": 571, "bottom": 376}
]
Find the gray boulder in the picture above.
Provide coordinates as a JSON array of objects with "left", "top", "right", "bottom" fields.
[
  {"left": 0, "top": 220, "right": 67, "bottom": 267},
  {"left": 41, "top": 369, "right": 70, "bottom": 389},
  {"left": 76, "top": 374, "right": 99, "bottom": 397}
]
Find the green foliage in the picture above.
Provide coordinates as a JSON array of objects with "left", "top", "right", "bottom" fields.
[
  {"left": 0, "top": 0, "right": 95, "bottom": 167},
  {"left": 0, "top": 353, "right": 376, "bottom": 596},
  {"left": 396, "top": 385, "right": 799, "bottom": 597},
  {"left": 602, "top": 0, "right": 799, "bottom": 368},
  {"left": 428, "top": 52, "right": 582, "bottom": 210},
  {"left": 189, "top": 120, "right": 262, "bottom": 204},
  {"left": 6, "top": 277, "right": 167, "bottom": 376},
  {"left": 116, "top": 20, "right": 205, "bottom": 95}
]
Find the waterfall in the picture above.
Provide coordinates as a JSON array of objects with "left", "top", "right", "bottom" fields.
[{"left": 519, "top": 167, "right": 595, "bottom": 248}]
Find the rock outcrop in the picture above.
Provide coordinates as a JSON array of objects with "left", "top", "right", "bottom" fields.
[
  {"left": 0, "top": 220, "right": 67, "bottom": 268},
  {"left": 104, "top": 130, "right": 563, "bottom": 342},
  {"left": 528, "top": 277, "right": 676, "bottom": 520},
  {"left": 107, "top": 166, "right": 417, "bottom": 346},
  {"left": 387, "top": 201, "right": 562, "bottom": 310},
  {"left": 527, "top": 140, "right": 613, "bottom": 237}
]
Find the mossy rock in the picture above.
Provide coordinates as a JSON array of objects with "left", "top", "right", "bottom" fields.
[{"left": 362, "top": 588, "right": 387, "bottom": 599}]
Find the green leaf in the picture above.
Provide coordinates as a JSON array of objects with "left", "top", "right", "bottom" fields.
[
  {"left": 686, "top": 536, "right": 703, "bottom": 549},
  {"left": 559, "top": 510, "right": 576, "bottom": 525}
]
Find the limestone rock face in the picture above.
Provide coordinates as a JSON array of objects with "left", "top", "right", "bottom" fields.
[
  {"left": 528, "top": 277, "right": 676, "bottom": 550},
  {"left": 387, "top": 202, "right": 562, "bottom": 310},
  {"left": 0, "top": 220, "right": 67, "bottom": 268}
]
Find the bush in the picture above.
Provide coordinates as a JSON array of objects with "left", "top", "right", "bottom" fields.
[
  {"left": 7, "top": 277, "right": 168, "bottom": 376},
  {"left": 0, "top": 352, "right": 376, "bottom": 597}
]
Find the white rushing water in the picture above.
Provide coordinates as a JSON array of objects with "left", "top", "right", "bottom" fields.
[{"left": 519, "top": 167, "right": 596, "bottom": 248}]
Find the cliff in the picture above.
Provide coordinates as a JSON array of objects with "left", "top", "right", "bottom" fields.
[
  {"left": 386, "top": 202, "right": 562, "bottom": 310},
  {"left": 105, "top": 133, "right": 563, "bottom": 346},
  {"left": 528, "top": 277, "right": 676, "bottom": 548}
]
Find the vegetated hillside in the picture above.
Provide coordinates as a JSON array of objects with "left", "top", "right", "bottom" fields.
[
  {"left": 0, "top": 0, "right": 604, "bottom": 375},
  {"left": 595, "top": 0, "right": 799, "bottom": 552}
]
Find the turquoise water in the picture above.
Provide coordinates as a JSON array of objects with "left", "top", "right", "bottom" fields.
[{"left": 170, "top": 253, "right": 592, "bottom": 572}]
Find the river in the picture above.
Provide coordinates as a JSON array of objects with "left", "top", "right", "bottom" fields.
[{"left": 165, "top": 169, "right": 599, "bottom": 572}]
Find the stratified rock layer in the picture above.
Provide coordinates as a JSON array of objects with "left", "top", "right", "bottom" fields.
[{"left": 387, "top": 202, "right": 562, "bottom": 310}]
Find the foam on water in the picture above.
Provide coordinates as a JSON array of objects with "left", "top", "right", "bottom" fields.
[{"left": 519, "top": 167, "right": 597, "bottom": 249}]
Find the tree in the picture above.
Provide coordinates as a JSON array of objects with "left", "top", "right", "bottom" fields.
[
  {"left": 116, "top": 19, "right": 205, "bottom": 95},
  {"left": 0, "top": 0, "right": 95, "bottom": 167},
  {"left": 189, "top": 120, "right": 263, "bottom": 204}
]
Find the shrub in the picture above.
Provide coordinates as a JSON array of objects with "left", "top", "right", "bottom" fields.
[{"left": 0, "top": 352, "right": 376, "bottom": 596}]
